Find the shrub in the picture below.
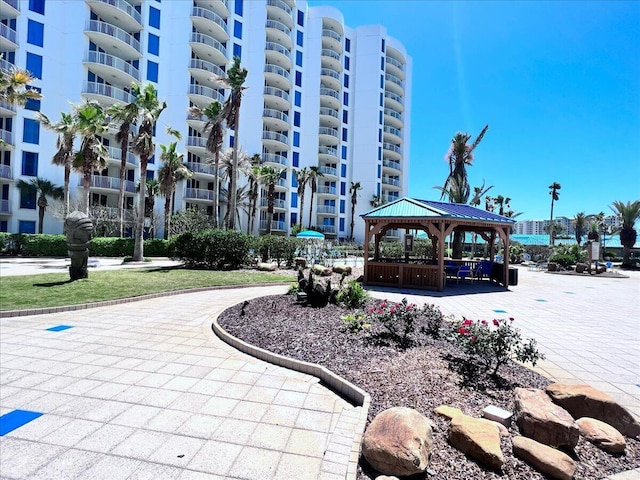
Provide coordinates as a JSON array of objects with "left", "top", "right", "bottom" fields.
[
  {"left": 19, "top": 234, "right": 67, "bottom": 256},
  {"left": 368, "top": 298, "right": 420, "bottom": 349},
  {"left": 452, "top": 317, "right": 544, "bottom": 376},
  {"left": 421, "top": 303, "right": 446, "bottom": 338},
  {"left": 256, "top": 235, "right": 299, "bottom": 267},
  {"left": 548, "top": 253, "right": 575, "bottom": 269},
  {"left": 171, "top": 229, "right": 251, "bottom": 269},
  {"left": 341, "top": 313, "right": 371, "bottom": 333},
  {"left": 287, "top": 282, "right": 300, "bottom": 295},
  {"left": 143, "top": 239, "right": 169, "bottom": 257},
  {"left": 412, "top": 238, "right": 433, "bottom": 259},
  {"left": 336, "top": 280, "right": 369, "bottom": 309},
  {"left": 90, "top": 237, "right": 134, "bottom": 257},
  {"left": 169, "top": 208, "right": 214, "bottom": 237}
]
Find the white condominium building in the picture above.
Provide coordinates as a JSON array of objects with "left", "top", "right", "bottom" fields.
[{"left": 0, "top": 0, "right": 411, "bottom": 242}]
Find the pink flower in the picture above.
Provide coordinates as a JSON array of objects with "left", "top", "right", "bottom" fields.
[
  {"left": 390, "top": 308, "right": 396, "bottom": 314},
  {"left": 458, "top": 327, "right": 468, "bottom": 335},
  {"left": 472, "top": 336, "right": 477, "bottom": 342},
  {"left": 369, "top": 307, "right": 375, "bottom": 313},
  {"left": 481, "top": 320, "right": 488, "bottom": 325},
  {"left": 509, "top": 317, "right": 515, "bottom": 321},
  {"left": 493, "top": 319, "right": 500, "bottom": 326},
  {"left": 462, "top": 319, "right": 472, "bottom": 327}
]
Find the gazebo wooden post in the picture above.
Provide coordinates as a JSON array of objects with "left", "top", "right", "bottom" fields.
[
  {"left": 501, "top": 226, "right": 510, "bottom": 290},
  {"left": 437, "top": 221, "right": 446, "bottom": 291},
  {"left": 363, "top": 221, "right": 371, "bottom": 285}
]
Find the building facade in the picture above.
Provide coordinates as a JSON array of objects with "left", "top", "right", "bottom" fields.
[{"left": 0, "top": 0, "right": 411, "bottom": 242}]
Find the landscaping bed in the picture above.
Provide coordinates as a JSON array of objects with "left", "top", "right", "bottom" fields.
[{"left": 218, "top": 292, "right": 640, "bottom": 480}]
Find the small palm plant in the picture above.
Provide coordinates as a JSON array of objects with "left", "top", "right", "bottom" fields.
[
  {"left": 16, "top": 177, "right": 63, "bottom": 234},
  {"left": 610, "top": 200, "right": 640, "bottom": 267}
]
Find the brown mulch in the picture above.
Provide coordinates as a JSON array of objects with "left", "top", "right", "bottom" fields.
[{"left": 218, "top": 279, "right": 639, "bottom": 479}]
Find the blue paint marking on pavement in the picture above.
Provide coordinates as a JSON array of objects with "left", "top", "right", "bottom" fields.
[
  {"left": 46, "top": 325, "right": 73, "bottom": 332},
  {"left": 493, "top": 309, "right": 507, "bottom": 313},
  {"left": 0, "top": 410, "right": 43, "bottom": 436},
  {"left": 535, "top": 299, "right": 547, "bottom": 302}
]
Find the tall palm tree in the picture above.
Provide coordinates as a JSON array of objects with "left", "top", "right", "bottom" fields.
[
  {"left": 370, "top": 194, "right": 386, "bottom": 208},
  {"left": 16, "top": 177, "right": 63, "bottom": 234},
  {"left": 0, "top": 67, "right": 42, "bottom": 106},
  {"left": 107, "top": 101, "right": 139, "bottom": 237},
  {"left": 218, "top": 57, "right": 248, "bottom": 230},
  {"left": 293, "top": 167, "right": 309, "bottom": 227},
  {"left": 257, "top": 166, "right": 285, "bottom": 235},
  {"left": 36, "top": 111, "right": 76, "bottom": 217},
  {"left": 434, "top": 176, "right": 468, "bottom": 258},
  {"left": 573, "top": 212, "right": 587, "bottom": 246},
  {"left": 219, "top": 147, "right": 252, "bottom": 229},
  {"left": 158, "top": 142, "right": 192, "bottom": 239},
  {"left": 129, "top": 83, "right": 167, "bottom": 261},
  {"left": 470, "top": 179, "right": 493, "bottom": 207},
  {"left": 307, "top": 166, "right": 324, "bottom": 229},
  {"left": 548, "top": 182, "right": 561, "bottom": 246},
  {"left": 188, "top": 101, "right": 224, "bottom": 228},
  {"left": 349, "top": 181, "right": 362, "bottom": 241},
  {"left": 219, "top": 184, "right": 250, "bottom": 230},
  {"left": 144, "top": 177, "right": 160, "bottom": 238},
  {"left": 245, "top": 154, "right": 261, "bottom": 234},
  {"left": 441, "top": 125, "right": 489, "bottom": 203},
  {"left": 72, "top": 100, "right": 109, "bottom": 213},
  {"left": 610, "top": 200, "right": 640, "bottom": 266}
]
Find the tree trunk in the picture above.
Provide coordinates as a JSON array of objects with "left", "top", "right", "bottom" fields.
[
  {"left": 452, "top": 231, "right": 464, "bottom": 259},
  {"left": 164, "top": 194, "right": 171, "bottom": 240},
  {"left": 118, "top": 147, "right": 127, "bottom": 237},
  {"left": 133, "top": 159, "right": 147, "bottom": 261},
  {"left": 212, "top": 149, "right": 219, "bottom": 229},
  {"left": 350, "top": 203, "right": 356, "bottom": 241},
  {"left": 299, "top": 190, "right": 305, "bottom": 227},
  {"left": 83, "top": 173, "right": 91, "bottom": 214},
  {"left": 37, "top": 198, "right": 46, "bottom": 234},
  {"left": 228, "top": 105, "right": 239, "bottom": 230},
  {"left": 308, "top": 190, "right": 315, "bottom": 229},
  {"left": 64, "top": 164, "right": 70, "bottom": 218},
  {"left": 549, "top": 200, "right": 555, "bottom": 246}
]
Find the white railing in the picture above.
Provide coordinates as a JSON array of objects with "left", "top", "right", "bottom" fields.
[
  {"left": 321, "top": 49, "right": 340, "bottom": 61},
  {"left": 384, "top": 108, "right": 402, "bottom": 121},
  {"left": 189, "top": 58, "right": 225, "bottom": 79},
  {"left": 266, "top": 0, "right": 291, "bottom": 15},
  {"left": 92, "top": 0, "right": 142, "bottom": 25},
  {"left": 259, "top": 219, "right": 286, "bottom": 231},
  {"left": 264, "top": 63, "right": 290, "bottom": 80},
  {"left": 385, "top": 73, "right": 404, "bottom": 88},
  {"left": 81, "top": 175, "right": 136, "bottom": 192},
  {"left": 262, "top": 131, "right": 288, "bottom": 145},
  {"left": 0, "top": 24, "right": 18, "bottom": 45},
  {"left": 190, "top": 32, "right": 227, "bottom": 57},
  {"left": 319, "top": 87, "right": 339, "bottom": 99},
  {"left": 0, "top": 199, "right": 10, "bottom": 213},
  {"left": 188, "top": 84, "right": 224, "bottom": 103},
  {"left": 319, "top": 224, "right": 336, "bottom": 234},
  {"left": 383, "top": 159, "right": 401, "bottom": 170},
  {"left": 384, "top": 125, "right": 402, "bottom": 137},
  {"left": 383, "top": 142, "right": 401, "bottom": 154},
  {"left": 184, "top": 188, "right": 214, "bottom": 201},
  {"left": 319, "top": 107, "right": 339, "bottom": 118},
  {"left": 263, "top": 86, "right": 290, "bottom": 102},
  {"left": 318, "top": 146, "right": 338, "bottom": 157},
  {"left": 0, "top": 129, "right": 13, "bottom": 145},
  {"left": 84, "top": 81, "right": 134, "bottom": 103},
  {"left": 187, "top": 162, "right": 216, "bottom": 175},
  {"left": 322, "top": 29, "right": 341, "bottom": 42},
  {"left": 320, "top": 68, "right": 340, "bottom": 80},
  {"left": 316, "top": 205, "right": 336, "bottom": 214},
  {"left": 187, "top": 136, "right": 207, "bottom": 148},
  {"left": 318, "top": 127, "right": 338, "bottom": 137},
  {"left": 263, "top": 108, "right": 289, "bottom": 123},
  {"left": 106, "top": 145, "right": 137, "bottom": 166},
  {"left": 85, "top": 20, "right": 141, "bottom": 54},
  {"left": 0, "top": 164, "right": 12, "bottom": 179},
  {"left": 317, "top": 186, "right": 336, "bottom": 195},
  {"left": 385, "top": 91, "right": 403, "bottom": 104},
  {"left": 265, "top": 19, "right": 291, "bottom": 36},
  {"left": 85, "top": 51, "right": 140, "bottom": 80},
  {"left": 265, "top": 41, "right": 290, "bottom": 59},
  {"left": 386, "top": 56, "right": 405, "bottom": 71},
  {"left": 191, "top": 6, "right": 227, "bottom": 31},
  {"left": 262, "top": 153, "right": 288, "bottom": 166},
  {"left": 318, "top": 166, "right": 337, "bottom": 177},
  {"left": 260, "top": 198, "right": 286, "bottom": 209},
  {"left": 382, "top": 177, "right": 400, "bottom": 187}
]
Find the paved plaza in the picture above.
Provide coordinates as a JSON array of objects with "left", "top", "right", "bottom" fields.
[{"left": 0, "top": 259, "right": 639, "bottom": 479}]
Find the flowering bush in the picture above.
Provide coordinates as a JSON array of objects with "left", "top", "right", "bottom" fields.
[
  {"left": 341, "top": 313, "right": 371, "bottom": 333},
  {"left": 453, "top": 317, "right": 544, "bottom": 376},
  {"left": 368, "top": 298, "right": 420, "bottom": 349}
]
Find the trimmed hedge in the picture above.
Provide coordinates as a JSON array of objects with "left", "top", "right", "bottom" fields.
[
  {"left": 255, "top": 235, "right": 300, "bottom": 267},
  {"left": 171, "top": 229, "right": 252, "bottom": 269}
]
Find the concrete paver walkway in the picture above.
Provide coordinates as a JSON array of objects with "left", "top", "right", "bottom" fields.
[
  {"left": 0, "top": 286, "right": 363, "bottom": 480},
  {"left": 368, "top": 266, "right": 640, "bottom": 420}
]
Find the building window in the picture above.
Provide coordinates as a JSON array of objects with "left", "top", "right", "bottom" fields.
[
  {"left": 294, "top": 91, "right": 301, "bottom": 107},
  {"left": 340, "top": 199, "right": 345, "bottom": 214},
  {"left": 28, "top": 0, "right": 45, "bottom": 15},
  {"left": 341, "top": 146, "right": 347, "bottom": 159},
  {"left": 293, "top": 152, "right": 299, "bottom": 167},
  {"left": 296, "top": 51, "right": 303, "bottom": 67},
  {"left": 344, "top": 56, "right": 350, "bottom": 70},
  {"left": 340, "top": 182, "right": 346, "bottom": 196},
  {"left": 148, "top": 33, "right": 160, "bottom": 55},
  {"left": 345, "top": 38, "right": 351, "bottom": 52},
  {"left": 381, "top": 57, "right": 385, "bottom": 70},
  {"left": 293, "top": 132, "right": 300, "bottom": 147},
  {"left": 297, "top": 10, "right": 304, "bottom": 26},
  {"left": 344, "top": 74, "right": 349, "bottom": 88},
  {"left": 230, "top": 135, "right": 234, "bottom": 147},
  {"left": 25, "top": 86, "right": 41, "bottom": 111},
  {"left": 27, "top": 20, "right": 44, "bottom": 47},
  {"left": 342, "top": 128, "right": 348, "bottom": 142},
  {"left": 149, "top": 6, "right": 161, "bottom": 28},
  {"left": 234, "top": 20, "right": 242, "bottom": 39},
  {"left": 19, "top": 221, "right": 36, "bottom": 234},
  {"left": 26, "top": 53, "right": 43, "bottom": 79},
  {"left": 20, "top": 189, "right": 36, "bottom": 209},
  {"left": 146, "top": 170, "right": 154, "bottom": 179},
  {"left": 23, "top": 119, "right": 40, "bottom": 144},
  {"left": 378, "top": 129, "right": 382, "bottom": 142},
  {"left": 377, "top": 165, "right": 381, "bottom": 178},
  {"left": 233, "top": 43, "right": 242, "bottom": 59},
  {"left": 379, "top": 111, "right": 383, "bottom": 124},
  {"left": 0, "top": 220, "right": 7, "bottom": 233},
  {"left": 235, "top": 0, "right": 243, "bottom": 16},
  {"left": 291, "top": 192, "right": 298, "bottom": 208},
  {"left": 341, "top": 164, "right": 346, "bottom": 177},
  {"left": 342, "top": 110, "right": 348, "bottom": 124},
  {"left": 147, "top": 61, "right": 159, "bottom": 82},
  {"left": 380, "top": 75, "right": 384, "bottom": 88},
  {"left": 379, "top": 92, "right": 383, "bottom": 106},
  {"left": 296, "top": 31, "right": 303, "bottom": 47},
  {"left": 378, "top": 147, "right": 382, "bottom": 160},
  {"left": 290, "top": 212, "right": 297, "bottom": 226},
  {"left": 293, "top": 111, "right": 300, "bottom": 127},
  {"left": 382, "top": 38, "right": 385, "bottom": 52},
  {"left": 295, "top": 71, "right": 302, "bottom": 87},
  {"left": 21, "top": 151, "right": 38, "bottom": 176},
  {"left": 339, "top": 218, "right": 345, "bottom": 232}
]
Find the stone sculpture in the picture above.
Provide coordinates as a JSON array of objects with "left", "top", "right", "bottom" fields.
[{"left": 64, "top": 211, "right": 94, "bottom": 281}]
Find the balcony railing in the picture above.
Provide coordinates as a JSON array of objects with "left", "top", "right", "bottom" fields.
[
  {"left": 259, "top": 219, "right": 286, "bottom": 231},
  {"left": 317, "top": 186, "right": 337, "bottom": 195},
  {"left": 0, "top": 23, "right": 18, "bottom": 45},
  {"left": 318, "top": 166, "right": 337, "bottom": 177},
  {"left": 0, "top": 58, "right": 14, "bottom": 73},
  {"left": 386, "top": 56, "right": 405, "bottom": 72},
  {"left": 263, "top": 86, "right": 290, "bottom": 102},
  {"left": 266, "top": 0, "right": 291, "bottom": 15},
  {"left": 318, "top": 127, "right": 338, "bottom": 138},
  {"left": 383, "top": 159, "right": 401, "bottom": 170},
  {"left": 322, "top": 29, "right": 341, "bottom": 42},
  {"left": 0, "top": 199, "right": 10, "bottom": 214},
  {"left": 184, "top": 188, "right": 214, "bottom": 201},
  {"left": 190, "top": 32, "right": 227, "bottom": 57},
  {"left": 84, "top": 81, "right": 134, "bottom": 103},
  {"left": 319, "top": 224, "right": 336, "bottom": 234},
  {"left": 319, "top": 107, "right": 339, "bottom": 119},
  {"left": 265, "top": 19, "right": 291, "bottom": 35},
  {"left": 264, "top": 63, "right": 290, "bottom": 80},
  {"left": 316, "top": 205, "right": 336, "bottom": 214},
  {"left": 0, "top": 164, "right": 12, "bottom": 179},
  {"left": 187, "top": 136, "right": 207, "bottom": 148},
  {"left": 382, "top": 177, "right": 400, "bottom": 187},
  {"left": 262, "top": 131, "right": 288, "bottom": 145},
  {"left": 318, "top": 146, "right": 338, "bottom": 157},
  {"left": 191, "top": 6, "right": 227, "bottom": 31},
  {"left": 384, "top": 125, "right": 402, "bottom": 137},
  {"left": 3, "top": 0, "right": 19, "bottom": 10},
  {"left": 85, "top": 51, "right": 140, "bottom": 81},
  {"left": 81, "top": 175, "right": 136, "bottom": 192},
  {"left": 385, "top": 91, "right": 403, "bottom": 104},
  {"left": 106, "top": 145, "right": 137, "bottom": 166},
  {"left": 93, "top": 0, "right": 142, "bottom": 25},
  {"left": 319, "top": 87, "right": 339, "bottom": 99},
  {"left": 385, "top": 73, "right": 404, "bottom": 88},
  {"left": 265, "top": 41, "right": 290, "bottom": 59},
  {"left": 263, "top": 108, "right": 289, "bottom": 123},
  {"left": 260, "top": 198, "right": 286, "bottom": 209},
  {"left": 187, "top": 162, "right": 216, "bottom": 175},
  {"left": 384, "top": 108, "right": 402, "bottom": 121},
  {"left": 188, "top": 84, "right": 225, "bottom": 103},
  {"left": 383, "top": 142, "right": 401, "bottom": 154},
  {"left": 189, "top": 58, "right": 226, "bottom": 79},
  {"left": 85, "top": 20, "right": 141, "bottom": 54},
  {"left": 321, "top": 49, "right": 340, "bottom": 61},
  {"left": 0, "top": 129, "right": 14, "bottom": 145},
  {"left": 320, "top": 68, "right": 340, "bottom": 80},
  {"left": 262, "top": 153, "right": 288, "bottom": 166}
]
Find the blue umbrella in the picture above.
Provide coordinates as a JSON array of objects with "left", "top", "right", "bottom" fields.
[{"left": 296, "top": 230, "right": 325, "bottom": 240}]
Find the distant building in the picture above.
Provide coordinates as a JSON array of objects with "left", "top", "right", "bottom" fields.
[{"left": 515, "top": 214, "right": 621, "bottom": 238}]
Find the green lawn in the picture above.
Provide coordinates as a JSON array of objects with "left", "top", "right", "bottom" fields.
[{"left": 0, "top": 267, "right": 294, "bottom": 311}]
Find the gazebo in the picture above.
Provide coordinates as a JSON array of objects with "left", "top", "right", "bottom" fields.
[{"left": 361, "top": 197, "right": 517, "bottom": 291}]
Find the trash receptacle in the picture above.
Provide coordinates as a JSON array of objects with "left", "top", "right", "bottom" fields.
[{"left": 508, "top": 268, "right": 518, "bottom": 286}]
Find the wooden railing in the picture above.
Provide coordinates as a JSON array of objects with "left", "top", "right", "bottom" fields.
[{"left": 365, "top": 261, "right": 441, "bottom": 290}]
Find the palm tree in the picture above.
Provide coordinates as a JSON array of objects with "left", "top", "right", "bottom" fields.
[
  {"left": 370, "top": 194, "right": 386, "bottom": 208},
  {"left": 573, "top": 212, "right": 587, "bottom": 246},
  {"left": 349, "top": 181, "right": 362, "bottom": 241},
  {"left": 258, "top": 166, "right": 285, "bottom": 235},
  {"left": 441, "top": 125, "right": 489, "bottom": 203},
  {"left": 158, "top": 142, "right": 192, "bottom": 239},
  {"left": 188, "top": 101, "right": 224, "bottom": 228},
  {"left": 293, "top": 167, "right": 310, "bottom": 227},
  {"left": 16, "top": 177, "right": 63, "bottom": 234},
  {"left": 218, "top": 57, "right": 248, "bottom": 230},
  {"left": 548, "top": 182, "right": 561, "bottom": 246},
  {"left": 470, "top": 179, "right": 493, "bottom": 207},
  {"left": 107, "top": 101, "right": 139, "bottom": 237},
  {"left": 434, "top": 177, "right": 468, "bottom": 258},
  {"left": 219, "top": 147, "right": 252, "bottom": 229},
  {"left": 144, "top": 177, "right": 160, "bottom": 238},
  {"left": 36, "top": 111, "right": 76, "bottom": 217},
  {"left": 245, "top": 154, "right": 261, "bottom": 234},
  {"left": 129, "top": 83, "right": 167, "bottom": 261},
  {"left": 219, "top": 184, "right": 250, "bottom": 230},
  {"left": 72, "top": 100, "right": 109, "bottom": 213},
  {"left": 610, "top": 200, "right": 640, "bottom": 266},
  {"left": 0, "top": 67, "right": 42, "bottom": 106},
  {"left": 307, "top": 166, "right": 324, "bottom": 229}
]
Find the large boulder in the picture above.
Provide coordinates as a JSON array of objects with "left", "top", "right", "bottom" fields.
[
  {"left": 434, "top": 405, "right": 463, "bottom": 420},
  {"left": 546, "top": 383, "right": 640, "bottom": 439},
  {"left": 449, "top": 414, "right": 504, "bottom": 470},
  {"left": 576, "top": 417, "right": 626, "bottom": 454},
  {"left": 514, "top": 388, "right": 579, "bottom": 449},
  {"left": 362, "top": 407, "right": 433, "bottom": 476},
  {"left": 332, "top": 263, "right": 352, "bottom": 275},
  {"left": 512, "top": 436, "right": 576, "bottom": 480}
]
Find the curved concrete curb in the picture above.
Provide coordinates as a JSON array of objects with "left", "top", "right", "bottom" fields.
[
  {"left": 0, "top": 282, "right": 289, "bottom": 319},
  {"left": 211, "top": 312, "right": 371, "bottom": 480}
]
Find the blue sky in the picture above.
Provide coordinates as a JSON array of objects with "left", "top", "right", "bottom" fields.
[{"left": 309, "top": 0, "right": 640, "bottom": 220}]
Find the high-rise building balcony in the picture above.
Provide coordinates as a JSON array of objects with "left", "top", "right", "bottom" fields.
[
  {"left": 264, "top": 64, "right": 291, "bottom": 90},
  {"left": 106, "top": 145, "right": 138, "bottom": 167},
  {"left": 318, "top": 146, "right": 338, "bottom": 160},
  {"left": 385, "top": 56, "right": 405, "bottom": 79},
  {"left": 260, "top": 198, "right": 286, "bottom": 209},
  {"left": 186, "top": 135, "right": 208, "bottom": 156},
  {"left": 187, "top": 161, "right": 216, "bottom": 177},
  {"left": 186, "top": 111, "right": 207, "bottom": 131},
  {"left": 79, "top": 175, "right": 136, "bottom": 193},
  {"left": 322, "top": 29, "right": 342, "bottom": 54},
  {"left": 0, "top": 129, "right": 14, "bottom": 146},
  {"left": 384, "top": 108, "right": 403, "bottom": 128},
  {"left": 320, "top": 67, "right": 340, "bottom": 91},
  {"left": 184, "top": 187, "right": 215, "bottom": 202},
  {"left": 1, "top": 0, "right": 19, "bottom": 18},
  {"left": 189, "top": 32, "right": 227, "bottom": 66},
  {"left": 263, "top": 86, "right": 290, "bottom": 111},
  {"left": 263, "top": 108, "right": 290, "bottom": 131},
  {"left": 382, "top": 159, "right": 401, "bottom": 173},
  {"left": 194, "top": 0, "right": 229, "bottom": 20},
  {"left": 383, "top": 125, "right": 402, "bottom": 144},
  {"left": 86, "top": 0, "right": 143, "bottom": 32},
  {"left": 316, "top": 204, "right": 337, "bottom": 215},
  {"left": 319, "top": 107, "right": 340, "bottom": 129},
  {"left": 382, "top": 176, "right": 401, "bottom": 189},
  {"left": 385, "top": 73, "right": 404, "bottom": 96},
  {"left": 319, "top": 87, "right": 341, "bottom": 110},
  {"left": 83, "top": 81, "right": 134, "bottom": 105},
  {"left": 188, "top": 83, "right": 224, "bottom": 109},
  {"left": 0, "top": 164, "right": 12, "bottom": 180},
  {"left": 317, "top": 185, "right": 337, "bottom": 196},
  {"left": 318, "top": 224, "right": 336, "bottom": 235},
  {"left": 382, "top": 142, "right": 401, "bottom": 160},
  {"left": 265, "top": 41, "right": 291, "bottom": 70},
  {"left": 259, "top": 219, "right": 287, "bottom": 232},
  {"left": 320, "top": 48, "right": 341, "bottom": 72},
  {"left": 84, "top": 20, "right": 141, "bottom": 59},
  {"left": 0, "top": 100, "right": 16, "bottom": 116},
  {"left": 318, "top": 126, "right": 339, "bottom": 146},
  {"left": 0, "top": 199, "right": 11, "bottom": 215},
  {"left": 384, "top": 91, "right": 404, "bottom": 112},
  {"left": 262, "top": 130, "right": 289, "bottom": 149},
  {"left": 265, "top": 19, "right": 292, "bottom": 50},
  {"left": 0, "top": 23, "right": 18, "bottom": 50},
  {"left": 262, "top": 153, "right": 288, "bottom": 167},
  {"left": 318, "top": 165, "right": 338, "bottom": 179},
  {"left": 191, "top": 6, "right": 229, "bottom": 43},
  {"left": 84, "top": 51, "right": 140, "bottom": 85},
  {"left": 266, "top": 0, "right": 293, "bottom": 30},
  {"left": 188, "top": 58, "right": 226, "bottom": 88}
]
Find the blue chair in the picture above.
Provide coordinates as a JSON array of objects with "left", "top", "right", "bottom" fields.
[
  {"left": 473, "top": 260, "right": 494, "bottom": 281},
  {"left": 456, "top": 265, "right": 472, "bottom": 284}
]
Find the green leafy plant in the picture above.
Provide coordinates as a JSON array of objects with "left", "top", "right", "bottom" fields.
[
  {"left": 336, "top": 280, "right": 369, "bottom": 309},
  {"left": 287, "top": 282, "right": 300, "bottom": 295},
  {"left": 452, "top": 317, "right": 544, "bottom": 376},
  {"left": 368, "top": 298, "right": 420, "bottom": 349},
  {"left": 341, "top": 313, "right": 371, "bottom": 333},
  {"left": 421, "top": 303, "right": 446, "bottom": 338}
]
